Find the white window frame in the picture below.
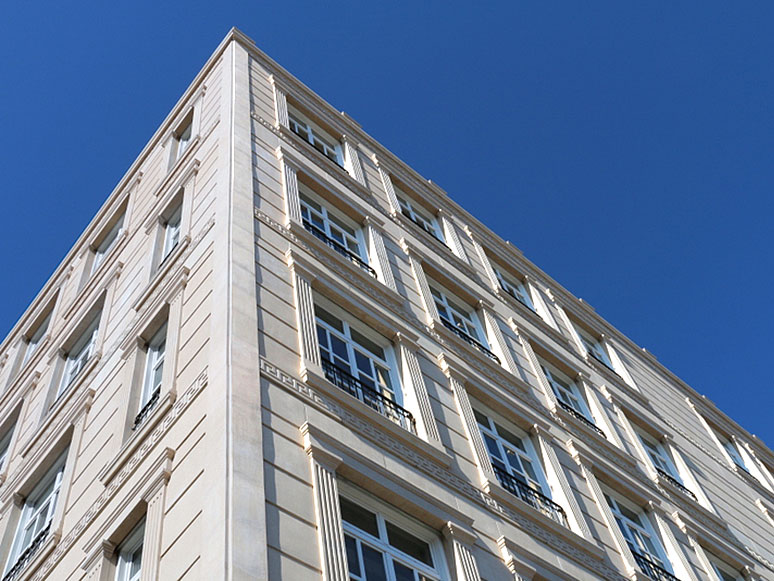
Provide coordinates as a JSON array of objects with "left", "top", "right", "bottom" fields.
[
  {"left": 540, "top": 362, "right": 593, "bottom": 420},
  {"left": 92, "top": 213, "right": 125, "bottom": 275},
  {"left": 4, "top": 456, "right": 66, "bottom": 576},
  {"left": 314, "top": 301, "right": 402, "bottom": 406},
  {"left": 22, "top": 311, "right": 51, "bottom": 367},
  {"left": 575, "top": 325, "right": 614, "bottom": 369},
  {"left": 115, "top": 520, "right": 144, "bottom": 581},
  {"left": 397, "top": 195, "right": 445, "bottom": 243},
  {"left": 638, "top": 432, "right": 681, "bottom": 483},
  {"left": 708, "top": 556, "right": 742, "bottom": 581},
  {"left": 494, "top": 268, "right": 535, "bottom": 311},
  {"left": 605, "top": 493, "right": 673, "bottom": 575},
  {"left": 287, "top": 105, "right": 344, "bottom": 167},
  {"left": 430, "top": 286, "right": 488, "bottom": 347},
  {"left": 339, "top": 492, "right": 447, "bottom": 581},
  {"left": 474, "top": 409, "right": 549, "bottom": 495},
  {"left": 59, "top": 316, "right": 100, "bottom": 397},
  {"left": 299, "top": 187, "right": 369, "bottom": 264},
  {"left": 169, "top": 117, "right": 193, "bottom": 166},
  {"left": 140, "top": 324, "right": 167, "bottom": 412},
  {"left": 0, "top": 428, "right": 13, "bottom": 473},
  {"left": 160, "top": 205, "right": 182, "bottom": 264}
]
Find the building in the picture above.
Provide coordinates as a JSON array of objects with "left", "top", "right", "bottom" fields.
[{"left": 0, "top": 27, "right": 772, "bottom": 581}]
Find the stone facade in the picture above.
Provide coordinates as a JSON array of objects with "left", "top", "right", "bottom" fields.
[{"left": 0, "top": 28, "right": 771, "bottom": 581}]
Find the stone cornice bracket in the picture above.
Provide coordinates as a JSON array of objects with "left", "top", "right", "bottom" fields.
[
  {"left": 300, "top": 421, "right": 344, "bottom": 471},
  {"left": 285, "top": 249, "right": 318, "bottom": 282},
  {"left": 437, "top": 353, "right": 463, "bottom": 383},
  {"left": 142, "top": 447, "right": 175, "bottom": 500},
  {"left": 392, "top": 331, "right": 419, "bottom": 351},
  {"left": 442, "top": 521, "right": 478, "bottom": 546}
]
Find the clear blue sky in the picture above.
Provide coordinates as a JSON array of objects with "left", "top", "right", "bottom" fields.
[{"left": 1, "top": 2, "right": 772, "bottom": 445}]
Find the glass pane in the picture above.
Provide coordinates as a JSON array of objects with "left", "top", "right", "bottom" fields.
[
  {"left": 385, "top": 521, "right": 433, "bottom": 566},
  {"left": 362, "top": 545, "right": 387, "bottom": 581},
  {"left": 339, "top": 497, "right": 379, "bottom": 537},
  {"left": 315, "top": 306, "right": 344, "bottom": 332},
  {"left": 483, "top": 434, "right": 503, "bottom": 460},
  {"left": 350, "top": 329, "right": 385, "bottom": 359},
  {"left": 494, "top": 423, "right": 525, "bottom": 451},
  {"left": 345, "top": 535, "right": 361, "bottom": 577},
  {"left": 393, "top": 560, "right": 416, "bottom": 581}
]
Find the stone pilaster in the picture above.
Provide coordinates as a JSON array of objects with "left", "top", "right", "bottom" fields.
[
  {"left": 443, "top": 523, "right": 482, "bottom": 581},
  {"left": 438, "top": 211, "right": 468, "bottom": 262},
  {"left": 481, "top": 306, "right": 518, "bottom": 374},
  {"left": 395, "top": 335, "right": 440, "bottom": 442},
  {"left": 141, "top": 474, "right": 169, "bottom": 581},
  {"left": 270, "top": 76, "right": 289, "bottom": 127},
  {"left": 279, "top": 156, "right": 302, "bottom": 226},
  {"left": 365, "top": 219, "right": 397, "bottom": 291},
  {"left": 342, "top": 136, "right": 366, "bottom": 186},
  {"left": 287, "top": 256, "right": 321, "bottom": 373},
  {"left": 377, "top": 165, "right": 401, "bottom": 214}
]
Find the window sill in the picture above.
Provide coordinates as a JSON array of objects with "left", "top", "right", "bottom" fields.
[
  {"left": 484, "top": 477, "right": 605, "bottom": 562},
  {"left": 61, "top": 249, "right": 126, "bottom": 324},
  {"left": 303, "top": 366, "right": 453, "bottom": 470},
  {"left": 3, "top": 527, "right": 60, "bottom": 581},
  {"left": 99, "top": 390, "right": 175, "bottom": 485},
  {"left": 158, "top": 133, "right": 201, "bottom": 194},
  {"left": 392, "top": 211, "right": 477, "bottom": 280},
  {"left": 584, "top": 354, "right": 650, "bottom": 408}
]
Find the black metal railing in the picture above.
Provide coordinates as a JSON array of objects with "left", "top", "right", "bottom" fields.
[
  {"left": 492, "top": 465, "right": 569, "bottom": 527},
  {"left": 321, "top": 359, "right": 416, "bottom": 433},
  {"left": 2, "top": 523, "right": 50, "bottom": 581},
  {"left": 439, "top": 318, "right": 501, "bottom": 364},
  {"left": 133, "top": 387, "right": 161, "bottom": 430},
  {"left": 557, "top": 401, "right": 606, "bottom": 438},
  {"left": 656, "top": 469, "right": 698, "bottom": 502},
  {"left": 632, "top": 550, "right": 681, "bottom": 581},
  {"left": 302, "top": 220, "right": 377, "bottom": 278}
]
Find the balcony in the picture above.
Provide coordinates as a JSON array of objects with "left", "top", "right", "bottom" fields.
[
  {"left": 439, "top": 318, "right": 501, "bottom": 364},
  {"left": 2, "top": 523, "right": 50, "bottom": 581},
  {"left": 321, "top": 359, "right": 416, "bottom": 433},
  {"left": 302, "top": 220, "right": 377, "bottom": 278},
  {"left": 492, "top": 465, "right": 569, "bottom": 527},
  {"left": 133, "top": 387, "right": 161, "bottom": 430},
  {"left": 655, "top": 468, "right": 697, "bottom": 502},
  {"left": 557, "top": 401, "right": 606, "bottom": 438},
  {"left": 632, "top": 550, "right": 681, "bottom": 581}
]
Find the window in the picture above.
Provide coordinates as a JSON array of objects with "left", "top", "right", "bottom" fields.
[
  {"left": 638, "top": 433, "right": 680, "bottom": 481},
  {"left": 59, "top": 316, "right": 100, "bottom": 397},
  {"left": 4, "top": 455, "right": 66, "bottom": 577},
  {"left": 396, "top": 195, "right": 445, "bottom": 244},
  {"left": 92, "top": 213, "right": 125, "bottom": 275},
  {"left": 540, "top": 363, "right": 590, "bottom": 418},
  {"left": 605, "top": 494, "right": 674, "bottom": 580},
  {"left": 430, "top": 286, "right": 499, "bottom": 364},
  {"left": 474, "top": 409, "right": 567, "bottom": 526},
  {"left": 134, "top": 324, "right": 167, "bottom": 429},
  {"left": 22, "top": 311, "right": 51, "bottom": 367},
  {"left": 494, "top": 269, "right": 535, "bottom": 312},
  {"left": 115, "top": 520, "right": 144, "bottom": 581},
  {"left": 0, "top": 428, "right": 12, "bottom": 473},
  {"left": 160, "top": 205, "right": 182, "bottom": 264},
  {"left": 299, "top": 188, "right": 374, "bottom": 276},
  {"left": 574, "top": 325, "right": 614, "bottom": 369},
  {"left": 708, "top": 555, "right": 741, "bottom": 581},
  {"left": 170, "top": 118, "right": 192, "bottom": 165},
  {"left": 722, "top": 437, "right": 750, "bottom": 473},
  {"left": 315, "top": 301, "right": 413, "bottom": 431},
  {"left": 340, "top": 495, "right": 444, "bottom": 581},
  {"left": 287, "top": 104, "right": 343, "bottom": 167}
]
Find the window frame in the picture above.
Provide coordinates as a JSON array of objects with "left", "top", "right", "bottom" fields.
[
  {"left": 21, "top": 311, "right": 51, "bottom": 368},
  {"left": 314, "top": 300, "right": 402, "bottom": 407},
  {"left": 91, "top": 212, "right": 126, "bottom": 276},
  {"left": 140, "top": 323, "right": 167, "bottom": 413},
  {"left": 540, "top": 362, "right": 593, "bottom": 420},
  {"left": 114, "top": 519, "right": 145, "bottom": 581},
  {"left": 287, "top": 104, "right": 344, "bottom": 167},
  {"left": 160, "top": 204, "right": 182, "bottom": 265},
  {"left": 339, "top": 489, "right": 448, "bottom": 581},
  {"left": 397, "top": 195, "right": 445, "bottom": 244},
  {"left": 298, "top": 185, "right": 369, "bottom": 264},
  {"left": 494, "top": 268, "right": 535, "bottom": 312},
  {"left": 473, "top": 408, "right": 549, "bottom": 496},
  {"left": 58, "top": 315, "right": 100, "bottom": 398},
  {"left": 637, "top": 431, "right": 682, "bottom": 483},
  {"left": 605, "top": 493, "right": 673, "bottom": 575},
  {"left": 4, "top": 455, "right": 66, "bottom": 576},
  {"left": 430, "top": 285, "right": 488, "bottom": 347}
]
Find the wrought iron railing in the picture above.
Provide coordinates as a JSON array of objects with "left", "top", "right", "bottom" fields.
[
  {"left": 439, "top": 318, "right": 501, "bottom": 364},
  {"left": 656, "top": 468, "right": 698, "bottom": 502},
  {"left": 2, "top": 523, "right": 51, "bottom": 581},
  {"left": 321, "top": 359, "right": 416, "bottom": 433},
  {"left": 133, "top": 387, "right": 161, "bottom": 430},
  {"left": 400, "top": 209, "right": 448, "bottom": 245},
  {"left": 632, "top": 550, "right": 681, "bottom": 581},
  {"left": 492, "top": 465, "right": 568, "bottom": 527},
  {"left": 557, "top": 401, "right": 606, "bottom": 438},
  {"left": 302, "top": 220, "right": 377, "bottom": 278}
]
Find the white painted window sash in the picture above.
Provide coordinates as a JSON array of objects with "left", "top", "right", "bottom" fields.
[
  {"left": 287, "top": 107, "right": 344, "bottom": 167},
  {"left": 59, "top": 317, "right": 100, "bottom": 396},
  {"left": 115, "top": 520, "right": 145, "bottom": 581}
]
